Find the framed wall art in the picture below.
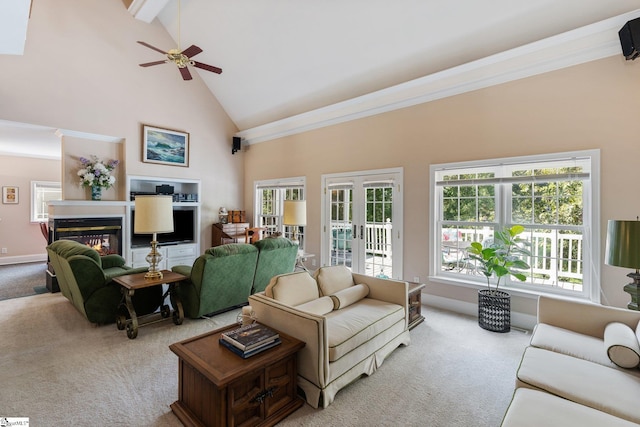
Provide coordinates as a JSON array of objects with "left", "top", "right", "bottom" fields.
[
  {"left": 2, "top": 186, "right": 18, "bottom": 204},
  {"left": 142, "top": 125, "right": 189, "bottom": 167}
]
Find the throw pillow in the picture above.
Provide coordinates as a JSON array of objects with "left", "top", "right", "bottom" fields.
[
  {"left": 330, "top": 283, "right": 370, "bottom": 310},
  {"left": 295, "top": 296, "right": 335, "bottom": 316},
  {"left": 264, "top": 271, "right": 319, "bottom": 306},
  {"left": 314, "top": 265, "right": 354, "bottom": 296},
  {"left": 604, "top": 322, "right": 640, "bottom": 369}
]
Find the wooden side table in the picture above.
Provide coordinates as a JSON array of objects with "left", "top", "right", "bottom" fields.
[
  {"left": 408, "top": 282, "right": 426, "bottom": 330},
  {"left": 113, "top": 270, "right": 186, "bottom": 339},
  {"left": 170, "top": 324, "right": 304, "bottom": 427}
]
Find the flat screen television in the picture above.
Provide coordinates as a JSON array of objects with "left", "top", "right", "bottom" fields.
[{"left": 131, "top": 207, "right": 196, "bottom": 248}]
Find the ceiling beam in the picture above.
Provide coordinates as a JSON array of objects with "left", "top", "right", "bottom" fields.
[
  {"left": 237, "top": 9, "right": 639, "bottom": 146},
  {"left": 126, "top": 0, "right": 171, "bottom": 23}
]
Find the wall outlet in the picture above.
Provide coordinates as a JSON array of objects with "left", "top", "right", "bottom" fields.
[
  {"left": 413, "top": 276, "right": 420, "bottom": 283},
  {"left": 1, "top": 248, "right": 7, "bottom": 254},
  {"left": 311, "top": 259, "right": 317, "bottom": 267}
]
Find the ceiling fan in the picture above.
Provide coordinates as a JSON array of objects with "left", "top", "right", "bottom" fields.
[
  {"left": 136, "top": 0, "right": 222, "bottom": 81},
  {"left": 137, "top": 41, "right": 222, "bottom": 81}
]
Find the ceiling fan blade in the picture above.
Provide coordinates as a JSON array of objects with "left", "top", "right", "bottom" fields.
[
  {"left": 139, "top": 60, "right": 168, "bottom": 67},
  {"left": 179, "top": 67, "right": 193, "bottom": 81},
  {"left": 193, "top": 61, "right": 222, "bottom": 74},
  {"left": 181, "top": 45, "right": 203, "bottom": 58},
  {"left": 137, "top": 41, "right": 167, "bottom": 55}
]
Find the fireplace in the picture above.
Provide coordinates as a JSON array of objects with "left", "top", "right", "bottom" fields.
[{"left": 48, "top": 217, "right": 124, "bottom": 256}]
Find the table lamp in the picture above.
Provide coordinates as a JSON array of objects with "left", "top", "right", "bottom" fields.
[
  {"left": 134, "top": 195, "right": 174, "bottom": 280},
  {"left": 605, "top": 219, "right": 640, "bottom": 310},
  {"left": 283, "top": 200, "right": 306, "bottom": 245}
]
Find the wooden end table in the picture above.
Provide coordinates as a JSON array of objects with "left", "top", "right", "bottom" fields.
[
  {"left": 169, "top": 323, "right": 305, "bottom": 427},
  {"left": 113, "top": 270, "right": 186, "bottom": 339},
  {"left": 408, "top": 282, "right": 426, "bottom": 330}
]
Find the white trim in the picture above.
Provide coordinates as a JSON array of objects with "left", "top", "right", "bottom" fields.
[
  {"left": 0, "top": 254, "right": 47, "bottom": 266},
  {"left": 429, "top": 149, "right": 601, "bottom": 303},
  {"left": 321, "top": 167, "right": 403, "bottom": 280},
  {"left": 237, "top": 10, "right": 640, "bottom": 145},
  {"left": 425, "top": 294, "right": 537, "bottom": 331}
]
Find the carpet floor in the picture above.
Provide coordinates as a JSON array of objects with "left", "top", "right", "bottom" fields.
[
  {"left": 0, "top": 262, "right": 48, "bottom": 300},
  {"left": 0, "top": 292, "right": 530, "bottom": 426}
]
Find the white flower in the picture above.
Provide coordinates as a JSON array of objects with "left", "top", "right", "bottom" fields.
[{"left": 78, "top": 155, "right": 119, "bottom": 189}]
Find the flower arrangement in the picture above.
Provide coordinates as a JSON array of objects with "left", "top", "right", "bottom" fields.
[{"left": 77, "top": 155, "right": 119, "bottom": 189}]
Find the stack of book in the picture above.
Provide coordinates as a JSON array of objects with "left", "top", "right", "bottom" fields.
[{"left": 219, "top": 323, "right": 281, "bottom": 358}]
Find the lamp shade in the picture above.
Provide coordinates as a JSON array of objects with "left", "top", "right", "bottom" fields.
[
  {"left": 283, "top": 200, "right": 306, "bottom": 226},
  {"left": 134, "top": 195, "right": 174, "bottom": 234},
  {"left": 605, "top": 220, "right": 640, "bottom": 269}
]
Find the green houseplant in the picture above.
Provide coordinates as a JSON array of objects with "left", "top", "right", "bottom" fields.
[{"left": 468, "top": 225, "right": 530, "bottom": 332}]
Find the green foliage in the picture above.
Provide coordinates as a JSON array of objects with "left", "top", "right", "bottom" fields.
[{"left": 468, "top": 225, "right": 531, "bottom": 293}]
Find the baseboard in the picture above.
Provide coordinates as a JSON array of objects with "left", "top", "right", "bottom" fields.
[
  {"left": 0, "top": 254, "right": 47, "bottom": 266},
  {"left": 425, "top": 294, "right": 537, "bottom": 331}
]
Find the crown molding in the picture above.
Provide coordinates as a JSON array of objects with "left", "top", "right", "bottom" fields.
[{"left": 237, "top": 9, "right": 640, "bottom": 145}]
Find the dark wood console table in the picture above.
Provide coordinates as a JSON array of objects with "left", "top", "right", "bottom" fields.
[{"left": 170, "top": 323, "right": 305, "bottom": 427}]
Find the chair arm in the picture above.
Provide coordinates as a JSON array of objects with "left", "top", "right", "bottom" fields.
[
  {"left": 171, "top": 264, "right": 192, "bottom": 278},
  {"left": 249, "top": 293, "right": 329, "bottom": 388},
  {"left": 101, "top": 254, "right": 126, "bottom": 269},
  {"left": 352, "top": 273, "right": 409, "bottom": 327},
  {"left": 537, "top": 295, "right": 640, "bottom": 338},
  {"left": 67, "top": 256, "right": 108, "bottom": 300}
]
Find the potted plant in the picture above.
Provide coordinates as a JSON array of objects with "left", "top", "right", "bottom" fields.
[{"left": 468, "top": 225, "right": 530, "bottom": 332}]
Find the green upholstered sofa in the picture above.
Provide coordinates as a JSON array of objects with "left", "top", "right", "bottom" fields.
[
  {"left": 47, "top": 239, "right": 160, "bottom": 324},
  {"left": 171, "top": 237, "right": 298, "bottom": 318}
]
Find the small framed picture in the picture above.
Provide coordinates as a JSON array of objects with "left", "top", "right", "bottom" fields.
[
  {"left": 142, "top": 125, "right": 189, "bottom": 167},
  {"left": 2, "top": 186, "right": 18, "bottom": 204}
]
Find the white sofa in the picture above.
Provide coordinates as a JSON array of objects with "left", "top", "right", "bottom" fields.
[
  {"left": 502, "top": 295, "right": 640, "bottom": 426},
  {"left": 248, "top": 265, "right": 410, "bottom": 408}
]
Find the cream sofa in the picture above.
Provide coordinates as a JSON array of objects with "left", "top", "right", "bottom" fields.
[
  {"left": 248, "top": 265, "right": 410, "bottom": 408},
  {"left": 502, "top": 295, "right": 640, "bottom": 426}
]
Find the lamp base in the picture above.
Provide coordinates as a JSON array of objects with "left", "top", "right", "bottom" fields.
[
  {"left": 623, "top": 271, "right": 640, "bottom": 310},
  {"left": 144, "top": 270, "right": 164, "bottom": 280},
  {"left": 144, "top": 238, "right": 164, "bottom": 281}
]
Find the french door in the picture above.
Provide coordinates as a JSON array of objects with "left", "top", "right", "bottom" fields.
[{"left": 321, "top": 168, "right": 403, "bottom": 280}]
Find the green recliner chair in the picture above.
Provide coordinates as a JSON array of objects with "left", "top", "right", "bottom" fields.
[
  {"left": 47, "top": 239, "right": 159, "bottom": 324},
  {"left": 172, "top": 243, "right": 259, "bottom": 318},
  {"left": 252, "top": 237, "right": 298, "bottom": 294}
]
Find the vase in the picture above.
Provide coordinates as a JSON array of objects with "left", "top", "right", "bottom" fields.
[
  {"left": 91, "top": 185, "right": 102, "bottom": 201},
  {"left": 478, "top": 289, "right": 511, "bottom": 333}
]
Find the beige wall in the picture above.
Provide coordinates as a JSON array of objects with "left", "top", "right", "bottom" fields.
[
  {"left": 0, "top": 156, "right": 60, "bottom": 262},
  {"left": 244, "top": 55, "right": 640, "bottom": 316},
  {"left": 0, "top": 0, "right": 241, "bottom": 260}
]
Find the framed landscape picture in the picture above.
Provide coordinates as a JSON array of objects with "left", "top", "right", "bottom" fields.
[
  {"left": 142, "top": 125, "right": 189, "bottom": 167},
  {"left": 2, "top": 186, "right": 18, "bottom": 204}
]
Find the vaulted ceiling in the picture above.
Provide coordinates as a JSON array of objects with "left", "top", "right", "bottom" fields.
[{"left": 2, "top": 0, "right": 640, "bottom": 156}]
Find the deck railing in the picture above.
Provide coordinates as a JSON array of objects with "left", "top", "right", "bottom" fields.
[{"left": 443, "top": 226, "right": 583, "bottom": 286}]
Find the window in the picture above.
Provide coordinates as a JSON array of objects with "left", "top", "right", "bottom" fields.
[
  {"left": 430, "top": 150, "right": 599, "bottom": 302},
  {"left": 254, "top": 177, "right": 306, "bottom": 249},
  {"left": 31, "top": 181, "right": 61, "bottom": 222}
]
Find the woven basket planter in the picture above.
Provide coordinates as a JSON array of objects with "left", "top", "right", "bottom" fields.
[{"left": 478, "top": 289, "right": 511, "bottom": 333}]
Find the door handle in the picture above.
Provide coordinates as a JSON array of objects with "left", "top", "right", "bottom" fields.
[
  {"left": 352, "top": 224, "right": 357, "bottom": 239},
  {"left": 360, "top": 225, "right": 364, "bottom": 240}
]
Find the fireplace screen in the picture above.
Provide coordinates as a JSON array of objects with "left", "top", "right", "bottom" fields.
[{"left": 49, "top": 217, "right": 123, "bottom": 256}]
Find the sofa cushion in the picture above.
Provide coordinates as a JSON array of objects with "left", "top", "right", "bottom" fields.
[
  {"left": 314, "top": 265, "right": 354, "bottom": 296},
  {"left": 265, "top": 271, "right": 319, "bottom": 306},
  {"left": 502, "top": 388, "right": 639, "bottom": 427},
  {"left": 530, "top": 323, "right": 616, "bottom": 368},
  {"left": 517, "top": 346, "right": 640, "bottom": 423},
  {"left": 325, "top": 298, "right": 404, "bottom": 362},
  {"left": 295, "top": 296, "right": 334, "bottom": 316},
  {"left": 330, "top": 284, "right": 369, "bottom": 310},
  {"left": 605, "top": 322, "right": 640, "bottom": 369}
]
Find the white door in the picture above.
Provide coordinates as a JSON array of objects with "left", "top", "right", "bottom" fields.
[{"left": 322, "top": 168, "right": 403, "bottom": 280}]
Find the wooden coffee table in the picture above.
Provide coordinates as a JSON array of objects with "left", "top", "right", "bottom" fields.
[
  {"left": 113, "top": 270, "right": 186, "bottom": 339},
  {"left": 169, "top": 323, "right": 305, "bottom": 427}
]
